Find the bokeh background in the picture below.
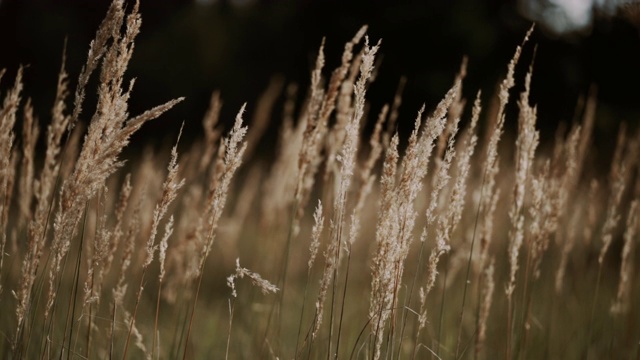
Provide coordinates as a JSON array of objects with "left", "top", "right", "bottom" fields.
[{"left": 0, "top": 0, "right": 638, "bottom": 161}]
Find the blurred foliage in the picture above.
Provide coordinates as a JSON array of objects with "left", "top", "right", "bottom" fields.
[{"left": 0, "top": 0, "right": 638, "bottom": 160}]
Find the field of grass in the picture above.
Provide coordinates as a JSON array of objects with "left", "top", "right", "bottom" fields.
[{"left": 0, "top": 1, "right": 639, "bottom": 359}]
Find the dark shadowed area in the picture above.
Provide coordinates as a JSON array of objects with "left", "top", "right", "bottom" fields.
[{"left": 0, "top": 0, "right": 638, "bottom": 162}]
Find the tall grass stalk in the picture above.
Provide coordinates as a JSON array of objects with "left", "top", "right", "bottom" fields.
[
  {"left": 124, "top": 127, "right": 184, "bottom": 359},
  {"left": 66, "top": 202, "right": 92, "bottom": 360},
  {"left": 272, "top": 198, "right": 299, "bottom": 352},
  {"left": 183, "top": 105, "right": 248, "bottom": 358},
  {"left": 295, "top": 200, "right": 324, "bottom": 357},
  {"left": 586, "top": 124, "right": 632, "bottom": 357},
  {"left": 453, "top": 91, "right": 482, "bottom": 360}
]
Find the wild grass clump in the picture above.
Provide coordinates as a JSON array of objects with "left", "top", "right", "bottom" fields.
[{"left": 0, "top": 1, "right": 639, "bottom": 359}]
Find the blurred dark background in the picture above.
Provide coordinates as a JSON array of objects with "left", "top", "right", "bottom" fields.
[{"left": 0, "top": 0, "right": 638, "bottom": 159}]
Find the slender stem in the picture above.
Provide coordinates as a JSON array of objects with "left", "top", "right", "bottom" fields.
[
  {"left": 519, "top": 248, "right": 534, "bottom": 360},
  {"left": 122, "top": 267, "right": 148, "bottom": 360},
  {"left": 456, "top": 159, "right": 489, "bottom": 360},
  {"left": 184, "top": 196, "right": 227, "bottom": 359},
  {"left": 170, "top": 297, "right": 189, "bottom": 359},
  {"left": 294, "top": 269, "right": 312, "bottom": 359},
  {"left": 348, "top": 317, "right": 373, "bottom": 360},
  {"left": 85, "top": 299, "right": 92, "bottom": 359},
  {"left": 152, "top": 282, "right": 163, "bottom": 359},
  {"left": 403, "top": 241, "right": 427, "bottom": 360},
  {"left": 327, "top": 252, "right": 338, "bottom": 360},
  {"left": 473, "top": 270, "right": 483, "bottom": 360},
  {"left": 278, "top": 200, "right": 300, "bottom": 353},
  {"left": 327, "top": 194, "right": 346, "bottom": 360},
  {"left": 225, "top": 299, "right": 235, "bottom": 360},
  {"left": 34, "top": 114, "right": 76, "bottom": 359},
  {"left": 84, "top": 195, "right": 102, "bottom": 360},
  {"left": 42, "top": 219, "right": 80, "bottom": 358},
  {"left": 182, "top": 266, "right": 205, "bottom": 360},
  {"left": 454, "top": 228, "right": 480, "bottom": 359},
  {"left": 261, "top": 199, "right": 299, "bottom": 356},
  {"left": 506, "top": 296, "right": 513, "bottom": 360},
  {"left": 436, "top": 254, "right": 449, "bottom": 358},
  {"left": 335, "top": 247, "right": 352, "bottom": 358},
  {"left": 63, "top": 204, "right": 89, "bottom": 360},
  {"left": 109, "top": 302, "right": 117, "bottom": 359},
  {"left": 66, "top": 229, "right": 85, "bottom": 360},
  {"left": 385, "top": 216, "right": 411, "bottom": 359},
  {"left": 373, "top": 292, "right": 387, "bottom": 360},
  {"left": 306, "top": 315, "right": 316, "bottom": 359}
]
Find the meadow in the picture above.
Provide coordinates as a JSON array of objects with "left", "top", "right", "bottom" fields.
[{"left": 0, "top": 1, "right": 638, "bottom": 359}]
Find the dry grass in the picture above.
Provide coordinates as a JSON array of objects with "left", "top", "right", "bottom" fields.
[{"left": 1, "top": 1, "right": 639, "bottom": 359}]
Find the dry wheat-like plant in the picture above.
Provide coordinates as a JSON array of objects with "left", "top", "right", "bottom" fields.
[
  {"left": 45, "top": 0, "right": 183, "bottom": 322},
  {"left": 0, "top": 67, "right": 23, "bottom": 296},
  {"left": 2, "top": 2, "right": 639, "bottom": 359}
]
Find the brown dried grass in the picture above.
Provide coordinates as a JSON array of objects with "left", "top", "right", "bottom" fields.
[{"left": 0, "top": 2, "right": 638, "bottom": 359}]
